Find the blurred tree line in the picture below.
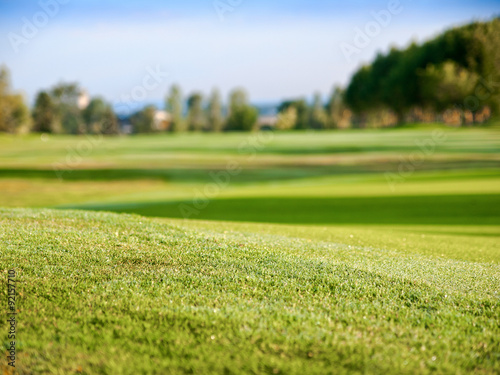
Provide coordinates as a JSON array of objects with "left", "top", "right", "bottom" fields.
[
  {"left": 0, "top": 67, "right": 31, "bottom": 133},
  {"left": 128, "top": 86, "right": 259, "bottom": 133},
  {"left": 345, "top": 17, "right": 500, "bottom": 127},
  {"left": 0, "top": 75, "right": 121, "bottom": 135},
  {"left": 274, "top": 88, "right": 351, "bottom": 131},
  {"left": 31, "top": 83, "right": 119, "bottom": 134},
  {"left": 132, "top": 85, "right": 347, "bottom": 133},
  {"left": 0, "top": 18, "right": 498, "bottom": 134}
]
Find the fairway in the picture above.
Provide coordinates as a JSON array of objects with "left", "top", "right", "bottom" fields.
[
  {"left": 1, "top": 128, "right": 500, "bottom": 374},
  {"left": 3, "top": 4, "right": 500, "bottom": 373}
]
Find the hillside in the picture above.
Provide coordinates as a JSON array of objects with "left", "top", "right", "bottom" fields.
[{"left": 1, "top": 208, "right": 499, "bottom": 374}]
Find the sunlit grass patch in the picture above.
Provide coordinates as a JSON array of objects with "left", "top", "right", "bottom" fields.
[{"left": 1, "top": 208, "right": 499, "bottom": 374}]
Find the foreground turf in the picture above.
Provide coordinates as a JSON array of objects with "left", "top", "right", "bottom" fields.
[
  {"left": 165, "top": 219, "right": 500, "bottom": 264},
  {"left": 1, "top": 208, "right": 499, "bottom": 374}
]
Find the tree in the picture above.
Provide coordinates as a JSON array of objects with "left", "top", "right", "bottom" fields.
[
  {"left": 83, "top": 97, "right": 120, "bottom": 134},
  {"left": 207, "top": 89, "right": 224, "bottom": 132},
  {"left": 166, "top": 85, "right": 185, "bottom": 132},
  {"left": 187, "top": 92, "right": 206, "bottom": 131},
  {"left": 327, "top": 86, "right": 347, "bottom": 129},
  {"left": 381, "top": 44, "right": 424, "bottom": 124},
  {"left": 277, "top": 99, "right": 309, "bottom": 129},
  {"left": 50, "top": 82, "right": 85, "bottom": 134},
  {"left": 33, "top": 91, "right": 59, "bottom": 133},
  {"left": 275, "top": 106, "right": 297, "bottom": 130},
  {"left": 469, "top": 18, "right": 500, "bottom": 116},
  {"left": 293, "top": 99, "right": 310, "bottom": 129},
  {"left": 345, "top": 64, "right": 376, "bottom": 114},
  {"left": 344, "top": 18, "right": 500, "bottom": 124},
  {"left": 130, "top": 105, "right": 157, "bottom": 133},
  {"left": 225, "top": 88, "right": 258, "bottom": 131},
  {"left": 83, "top": 98, "right": 107, "bottom": 132},
  {"left": 309, "top": 92, "right": 328, "bottom": 129},
  {"left": 419, "top": 61, "right": 478, "bottom": 124},
  {"left": 0, "top": 66, "right": 31, "bottom": 133},
  {"left": 101, "top": 107, "right": 120, "bottom": 135}
]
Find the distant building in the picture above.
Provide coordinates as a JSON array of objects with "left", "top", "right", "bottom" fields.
[
  {"left": 257, "top": 115, "right": 278, "bottom": 130},
  {"left": 77, "top": 90, "right": 90, "bottom": 110},
  {"left": 118, "top": 109, "right": 172, "bottom": 134},
  {"left": 153, "top": 110, "right": 172, "bottom": 131},
  {"left": 120, "top": 121, "right": 133, "bottom": 135}
]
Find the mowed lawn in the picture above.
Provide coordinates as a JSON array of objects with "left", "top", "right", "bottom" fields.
[
  {"left": 1, "top": 208, "right": 499, "bottom": 374},
  {"left": 0, "top": 127, "right": 499, "bottom": 373}
]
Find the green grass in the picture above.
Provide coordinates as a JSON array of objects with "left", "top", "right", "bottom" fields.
[
  {"left": 0, "top": 128, "right": 499, "bottom": 169},
  {"left": 1, "top": 208, "right": 499, "bottom": 374},
  {"left": 1, "top": 128, "right": 499, "bottom": 373},
  {"left": 168, "top": 219, "right": 500, "bottom": 264},
  {"left": 77, "top": 194, "right": 500, "bottom": 225}
]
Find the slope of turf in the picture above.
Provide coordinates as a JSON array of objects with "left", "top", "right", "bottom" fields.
[
  {"left": 1, "top": 208, "right": 499, "bottom": 374},
  {"left": 163, "top": 219, "right": 500, "bottom": 264}
]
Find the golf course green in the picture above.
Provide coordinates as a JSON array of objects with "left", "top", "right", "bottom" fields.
[{"left": 1, "top": 126, "right": 499, "bottom": 373}]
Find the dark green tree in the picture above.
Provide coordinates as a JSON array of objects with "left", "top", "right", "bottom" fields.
[
  {"left": 101, "top": 106, "right": 120, "bottom": 135},
  {"left": 82, "top": 97, "right": 120, "bottom": 134},
  {"left": 33, "top": 91, "right": 59, "bottom": 133},
  {"left": 130, "top": 105, "right": 157, "bottom": 133},
  {"left": 225, "top": 88, "right": 258, "bottom": 131},
  {"left": 83, "top": 98, "right": 107, "bottom": 132},
  {"left": 187, "top": 92, "right": 206, "bottom": 131},
  {"left": 344, "top": 18, "right": 500, "bottom": 124},
  {"left": 83, "top": 97, "right": 120, "bottom": 134}
]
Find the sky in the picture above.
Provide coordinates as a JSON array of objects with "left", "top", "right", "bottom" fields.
[{"left": 0, "top": 0, "right": 499, "bottom": 108}]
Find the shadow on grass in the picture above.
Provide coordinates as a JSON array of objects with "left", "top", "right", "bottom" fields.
[
  {"left": 0, "top": 167, "right": 366, "bottom": 182},
  {"left": 73, "top": 194, "right": 500, "bottom": 226},
  {"left": 1, "top": 163, "right": 498, "bottom": 183}
]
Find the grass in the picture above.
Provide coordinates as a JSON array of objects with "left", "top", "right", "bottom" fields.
[
  {"left": 0, "top": 128, "right": 499, "bottom": 169},
  {"left": 76, "top": 194, "right": 500, "bottom": 225},
  {"left": 169, "top": 219, "right": 500, "bottom": 263},
  {"left": 0, "top": 127, "right": 499, "bottom": 373},
  {"left": 1, "top": 208, "right": 499, "bottom": 374}
]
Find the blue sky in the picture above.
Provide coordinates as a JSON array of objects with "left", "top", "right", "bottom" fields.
[{"left": 0, "top": 0, "right": 498, "bottom": 106}]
